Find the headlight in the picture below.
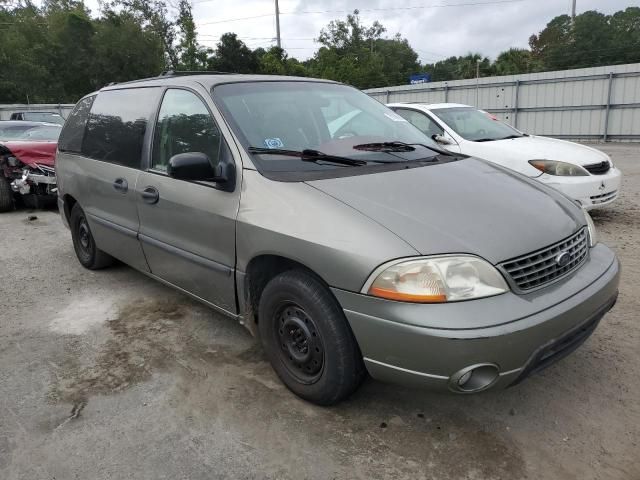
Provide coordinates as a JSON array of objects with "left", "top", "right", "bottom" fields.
[
  {"left": 364, "top": 255, "right": 509, "bottom": 303},
  {"left": 584, "top": 209, "right": 598, "bottom": 247},
  {"left": 529, "top": 160, "right": 589, "bottom": 176}
]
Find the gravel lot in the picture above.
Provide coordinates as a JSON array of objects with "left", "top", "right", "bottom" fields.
[{"left": 1, "top": 144, "right": 638, "bottom": 480}]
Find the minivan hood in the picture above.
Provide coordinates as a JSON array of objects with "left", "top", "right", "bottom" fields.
[
  {"left": 461, "top": 135, "right": 609, "bottom": 167},
  {"left": 307, "top": 158, "right": 584, "bottom": 264}
]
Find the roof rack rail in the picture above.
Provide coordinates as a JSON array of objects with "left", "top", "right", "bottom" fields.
[{"left": 159, "top": 70, "right": 234, "bottom": 77}]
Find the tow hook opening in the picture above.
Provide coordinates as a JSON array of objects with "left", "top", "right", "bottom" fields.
[{"left": 449, "top": 363, "right": 500, "bottom": 393}]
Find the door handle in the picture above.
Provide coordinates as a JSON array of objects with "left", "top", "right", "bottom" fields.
[
  {"left": 113, "top": 178, "right": 128, "bottom": 193},
  {"left": 140, "top": 186, "right": 159, "bottom": 204}
]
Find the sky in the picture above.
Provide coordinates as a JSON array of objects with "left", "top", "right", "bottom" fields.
[{"left": 191, "top": 0, "right": 634, "bottom": 63}]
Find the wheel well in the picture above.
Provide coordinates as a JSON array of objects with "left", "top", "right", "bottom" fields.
[
  {"left": 244, "top": 255, "right": 326, "bottom": 328},
  {"left": 63, "top": 194, "right": 77, "bottom": 223}
]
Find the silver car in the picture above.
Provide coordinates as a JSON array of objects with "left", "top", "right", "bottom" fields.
[{"left": 56, "top": 74, "right": 620, "bottom": 405}]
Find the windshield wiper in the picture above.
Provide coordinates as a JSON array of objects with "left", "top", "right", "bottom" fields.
[
  {"left": 474, "top": 134, "right": 523, "bottom": 142},
  {"left": 248, "top": 147, "right": 369, "bottom": 166},
  {"left": 353, "top": 141, "right": 416, "bottom": 152},
  {"left": 353, "top": 140, "right": 452, "bottom": 156}
]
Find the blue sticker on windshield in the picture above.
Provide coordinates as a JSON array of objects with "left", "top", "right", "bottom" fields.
[{"left": 264, "top": 138, "right": 284, "bottom": 149}]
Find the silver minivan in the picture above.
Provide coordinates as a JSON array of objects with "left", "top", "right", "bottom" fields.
[{"left": 56, "top": 74, "right": 619, "bottom": 405}]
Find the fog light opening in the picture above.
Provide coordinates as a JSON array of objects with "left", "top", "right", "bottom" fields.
[{"left": 450, "top": 364, "right": 499, "bottom": 393}]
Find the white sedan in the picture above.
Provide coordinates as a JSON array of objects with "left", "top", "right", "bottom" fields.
[{"left": 387, "top": 102, "right": 622, "bottom": 209}]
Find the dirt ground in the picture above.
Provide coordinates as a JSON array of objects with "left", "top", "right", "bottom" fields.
[{"left": 1, "top": 143, "right": 638, "bottom": 480}]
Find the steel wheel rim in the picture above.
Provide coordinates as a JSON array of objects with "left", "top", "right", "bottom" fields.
[
  {"left": 275, "top": 302, "right": 324, "bottom": 384},
  {"left": 78, "top": 217, "right": 92, "bottom": 255}
]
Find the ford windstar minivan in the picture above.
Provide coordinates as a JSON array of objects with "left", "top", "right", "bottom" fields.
[{"left": 56, "top": 74, "right": 619, "bottom": 405}]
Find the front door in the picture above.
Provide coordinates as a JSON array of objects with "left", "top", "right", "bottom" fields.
[{"left": 136, "top": 88, "right": 240, "bottom": 313}]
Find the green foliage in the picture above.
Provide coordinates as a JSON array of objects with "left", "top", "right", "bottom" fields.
[
  {"left": 258, "top": 46, "right": 308, "bottom": 76},
  {"left": 530, "top": 8, "right": 640, "bottom": 70},
  {"left": 494, "top": 48, "right": 542, "bottom": 75},
  {"left": 0, "top": 2, "right": 164, "bottom": 102},
  {"left": 207, "top": 33, "right": 259, "bottom": 73},
  {"left": 423, "top": 54, "right": 493, "bottom": 82},
  {"left": 0, "top": 5, "right": 638, "bottom": 103},
  {"left": 175, "top": 0, "right": 207, "bottom": 70},
  {"left": 306, "top": 10, "right": 419, "bottom": 89}
]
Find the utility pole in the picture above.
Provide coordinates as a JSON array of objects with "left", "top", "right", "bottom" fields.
[
  {"left": 571, "top": 0, "right": 576, "bottom": 20},
  {"left": 475, "top": 59, "right": 481, "bottom": 107},
  {"left": 275, "top": 0, "right": 281, "bottom": 48}
]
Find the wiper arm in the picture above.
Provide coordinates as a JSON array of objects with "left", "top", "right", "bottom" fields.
[
  {"left": 247, "top": 147, "right": 368, "bottom": 166},
  {"left": 474, "top": 135, "right": 522, "bottom": 142},
  {"left": 498, "top": 134, "right": 523, "bottom": 140},
  {"left": 353, "top": 141, "right": 416, "bottom": 152},
  {"left": 353, "top": 140, "right": 453, "bottom": 156}
]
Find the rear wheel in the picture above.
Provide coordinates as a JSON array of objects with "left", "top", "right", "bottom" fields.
[
  {"left": 0, "top": 177, "right": 13, "bottom": 212},
  {"left": 258, "top": 270, "right": 365, "bottom": 405},
  {"left": 70, "top": 203, "right": 113, "bottom": 269}
]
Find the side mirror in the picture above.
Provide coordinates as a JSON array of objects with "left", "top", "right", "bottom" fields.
[
  {"left": 167, "top": 152, "right": 228, "bottom": 182},
  {"left": 432, "top": 134, "right": 452, "bottom": 145}
]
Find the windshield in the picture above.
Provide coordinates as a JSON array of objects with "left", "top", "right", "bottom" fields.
[
  {"left": 431, "top": 107, "right": 522, "bottom": 142},
  {"left": 213, "top": 81, "right": 441, "bottom": 173},
  {"left": 0, "top": 125, "right": 61, "bottom": 141},
  {"left": 22, "top": 113, "right": 65, "bottom": 125}
]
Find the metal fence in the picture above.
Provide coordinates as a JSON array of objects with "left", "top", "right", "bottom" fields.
[
  {"left": 0, "top": 103, "right": 74, "bottom": 121},
  {"left": 365, "top": 63, "right": 640, "bottom": 142}
]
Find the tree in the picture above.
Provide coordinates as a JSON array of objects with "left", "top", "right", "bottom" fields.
[
  {"left": 92, "top": 11, "right": 165, "bottom": 88},
  {"left": 423, "top": 54, "right": 492, "bottom": 82},
  {"left": 258, "top": 46, "right": 308, "bottom": 76},
  {"left": 309, "top": 10, "right": 419, "bottom": 89},
  {"left": 104, "top": 0, "right": 178, "bottom": 69},
  {"left": 529, "top": 14, "right": 573, "bottom": 70},
  {"left": 494, "top": 48, "right": 541, "bottom": 75},
  {"left": 174, "top": 0, "right": 208, "bottom": 70},
  {"left": 608, "top": 7, "right": 640, "bottom": 65},
  {"left": 0, "top": 1, "right": 166, "bottom": 102},
  {"left": 207, "top": 33, "right": 259, "bottom": 73},
  {"left": 528, "top": 10, "right": 639, "bottom": 71},
  {"left": 571, "top": 11, "right": 614, "bottom": 68},
  {"left": 373, "top": 34, "right": 421, "bottom": 86}
]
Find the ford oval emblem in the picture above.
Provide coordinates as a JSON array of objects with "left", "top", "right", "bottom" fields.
[{"left": 556, "top": 251, "right": 571, "bottom": 267}]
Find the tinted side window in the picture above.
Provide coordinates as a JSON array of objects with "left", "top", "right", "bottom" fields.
[
  {"left": 58, "top": 96, "right": 95, "bottom": 153},
  {"left": 151, "top": 89, "right": 221, "bottom": 171},
  {"left": 82, "top": 88, "right": 160, "bottom": 168},
  {"left": 395, "top": 109, "right": 443, "bottom": 138}
]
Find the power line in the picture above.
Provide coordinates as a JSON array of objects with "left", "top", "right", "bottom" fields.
[{"left": 196, "top": 0, "right": 528, "bottom": 26}]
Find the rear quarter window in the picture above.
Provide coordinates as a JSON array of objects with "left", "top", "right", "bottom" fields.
[
  {"left": 81, "top": 88, "right": 161, "bottom": 168},
  {"left": 58, "top": 96, "right": 95, "bottom": 153}
]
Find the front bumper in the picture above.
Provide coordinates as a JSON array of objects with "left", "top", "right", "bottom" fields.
[
  {"left": 537, "top": 168, "right": 622, "bottom": 210},
  {"left": 332, "top": 244, "right": 619, "bottom": 392}
]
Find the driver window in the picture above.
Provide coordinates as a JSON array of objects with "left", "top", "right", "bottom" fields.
[
  {"left": 152, "top": 89, "right": 221, "bottom": 172},
  {"left": 395, "top": 109, "right": 443, "bottom": 138}
]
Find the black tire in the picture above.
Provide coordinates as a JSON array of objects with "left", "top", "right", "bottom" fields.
[
  {"left": 0, "top": 177, "right": 13, "bottom": 212},
  {"left": 258, "top": 270, "right": 365, "bottom": 405},
  {"left": 70, "top": 203, "right": 114, "bottom": 270}
]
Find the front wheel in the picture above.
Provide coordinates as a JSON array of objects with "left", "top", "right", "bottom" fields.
[{"left": 258, "top": 270, "right": 365, "bottom": 405}]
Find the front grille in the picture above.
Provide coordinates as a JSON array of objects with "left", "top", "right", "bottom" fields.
[
  {"left": 583, "top": 161, "right": 611, "bottom": 175},
  {"left": 500, "top": 228, "right": 588, "bottom": 292},
  {"left": 590, "top": 190, "right": 617, "bottom": 205}
]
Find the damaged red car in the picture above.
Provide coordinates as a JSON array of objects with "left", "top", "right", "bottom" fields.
[{"left": 0, "top": 121, "right": 61, "bottom": 212}]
